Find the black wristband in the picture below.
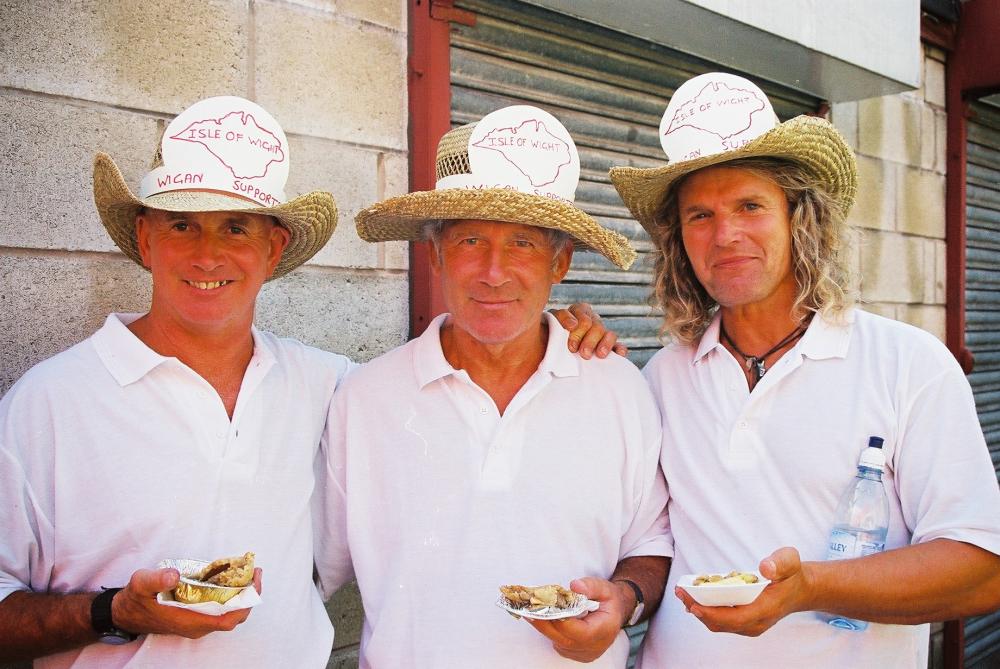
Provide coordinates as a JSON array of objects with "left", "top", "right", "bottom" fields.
[
  {"left": 91, "top": 587, "right": 137, "bottom": 642},
  {"left": 613, "top": 578, "right": 645, "bottom": 627}
]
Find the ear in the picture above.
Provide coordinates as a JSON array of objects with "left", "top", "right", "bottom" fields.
[
  {"left": 427, "top": 239, "right": 443, "bottom": 277},
  {"left": 266, "top": 223, "right": 292, "bottom": 276},
  {"left": 550, "top": 241, "right": 573, "bottom": 285},
  {"left": 134, "top": 212, "right": 153, "bottom": 269}
]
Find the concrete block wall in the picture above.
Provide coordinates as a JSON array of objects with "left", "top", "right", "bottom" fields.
[
  {"left": 0, "top": 0, "right": 405, "bottom": 665},
  {"left": 831, "top": 43, "right": 948, "bottom": 341}
]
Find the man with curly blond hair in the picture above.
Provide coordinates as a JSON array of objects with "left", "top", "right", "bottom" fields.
[{"left": 611, "top": 72, "right": 1000, "bottom": 668}]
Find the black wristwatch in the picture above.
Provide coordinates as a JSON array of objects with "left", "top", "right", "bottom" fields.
[
  {"left": 91, "top": 587, "right": 138, "bottom": 645},
  {"left": 614, "top": 579, "right": 645, "bottom": 627}
]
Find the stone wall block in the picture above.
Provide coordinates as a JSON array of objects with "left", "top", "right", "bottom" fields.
[
  {"left": 256, "top": 266, "right": 407, "bottom": 362},
  {"left": 935, "top": 239, "right": 947, "bottom": 304},
  {"left": 278, "top": 0, "right": 403, "bottom": 30},
  {"left": 380, "top": 152, "right": 410, "bottom": 269},
  {"left": 920, "top": 105, "right": 935, "bottom": 172},
  {"left": 923, "top": 238, "right": 937, "bottom": 308},
  {"left": 288, "top": 135, "right": 380, "bottom": 268},
  {"left": 934, "top": 110, "right": 947, "bottom": 175},
  {"left": 847, "top": 155, "right": 895, "bottom": 231},
  {"left": 0, "top": 92, "right": 161, "bottom": 252},
  {"left": 0, "top": 0, "right": 248, "bottom": 113},
  {"left": 858, "top": 96, "right": 922, "bottom": 166},
  {"left": 0, "top": 253, "right": 152, "bottom": 394},
  {"left": 255, "top": 2, "right": 406, "bottom": 150},
  {"left": 898, "top": 304, "right": 946, "bottom": 342},
  {"left": 860, "top": 302, "right": 899, "bottom": 321},
  {"left": 338, "top": 0, "right": 405, "bottom": 30},
  {"left": 859, "top": 230, "right": 926, "bottom": 304},
  {"left": 923, "top": 54, "right": 946, "bottom": 108},
  {"left": 897, "top": 166, "right": 946, "bottom": 238},
  {"left": 831, "top": 101, "right": 859, "bottom": 152}
]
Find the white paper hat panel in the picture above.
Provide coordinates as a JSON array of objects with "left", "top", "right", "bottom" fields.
[
  {"left": 140, "top": 96, "right": 289, "bottom": 206},
  {"left": 659, "top": 73, "right": 778, "bottom": 163},
  {"left": 437, "top": 105, "right": 581, "bottom": 202}
]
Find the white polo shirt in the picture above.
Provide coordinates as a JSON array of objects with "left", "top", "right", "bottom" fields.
[
  {"left": 0, "top": 313, "right": 354, "bottom": 669},
  {"left": 638, "top": 308, "right": 1000, "bottom": 669},
  {"left": 315, "top": 313, "right": 671, "bottom": 669}
]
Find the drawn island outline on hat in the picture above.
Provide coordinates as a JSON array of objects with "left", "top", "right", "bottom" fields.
[
  {"left": 169, "top": 110, "right": 286, "bottom": 180},
  {"left": 471, "top": 119, "right": 572, "bottom": 188},
  {"left": 665, "top": 81, "right": 767, "bottom": 141}
]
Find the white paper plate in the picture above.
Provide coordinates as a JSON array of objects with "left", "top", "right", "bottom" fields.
[
  {"left": 676, "top": 571, "right": 769, "bottom": 607},
  {"left": 495, "top": 594, "right": 599, "bottom": 620}
]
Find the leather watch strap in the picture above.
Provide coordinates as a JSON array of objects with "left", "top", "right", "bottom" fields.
[
  {"left": 613, "top": 578, "right": 644, "bottom": 627},
  {"left": 91, "top": 587, "right": 137, "bottom": 642}
]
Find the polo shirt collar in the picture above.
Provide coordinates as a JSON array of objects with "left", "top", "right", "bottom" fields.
[
  {"left": 92, "top": 313, "right": 277, "bottom": 387},
  {"left": 693, "top": 312, "right": 724, "bottom": 364},
  {"left": 92, "top": 313, "right": 171, "bottom": 387},
  {"left": 538, "top": 311, "right": 580, "bottom": 379},
  {"left": 798, "top": 308, "right": 854, "bottom": 361},
  {"left": 692, "top": 308, "right": 854, "bottom": 365},
  {"left": 413, "top": 312, "right": 580, "bottom": 389}
]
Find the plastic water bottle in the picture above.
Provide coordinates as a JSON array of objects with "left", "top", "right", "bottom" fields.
[{"left": 818, "top": 436, "right": 890, "bottom": 631}]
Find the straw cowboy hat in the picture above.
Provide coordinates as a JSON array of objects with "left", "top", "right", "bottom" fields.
[
  {"left": 93, "top": 96, "right": 337, "bottom": 279},
  {"left": 355, "top": 105, "right": 637, "bottom": 270},
  {"left": 609, "top": 72, "right": 858, "bottom": 234}
]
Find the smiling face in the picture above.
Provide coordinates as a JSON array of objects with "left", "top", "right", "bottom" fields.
[
  {"left": 677, "top": 165, "right": 797, "bottom": 315},
  {"left": 430, "top": 219, "right": 572, "bottom": 349},
  {"left": 135, "top": 208, "right": 289, "bottom": 335}
]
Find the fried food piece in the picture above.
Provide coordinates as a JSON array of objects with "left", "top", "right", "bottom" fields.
[
  {"left": 193, "top": 552, "right": 255, "bottom": 587},
  {"left": 500, "top": 584, "right": 578, "bottom": 611},
  {"left": 692, "top": 570, "right": 758, "bottom": 586}
]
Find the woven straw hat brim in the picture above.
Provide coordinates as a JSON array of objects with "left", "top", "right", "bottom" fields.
[
  {"left": 355, "top": 189, "right": 637, "bottom": 270},
  {"left": 92, "top": 152, "right": 337, "bottom": 279},
  {"left": 609, "top": 115, "right": 857, "bottom": 234}
]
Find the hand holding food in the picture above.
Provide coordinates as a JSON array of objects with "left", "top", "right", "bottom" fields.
[
  {"left": 677, "top": 570, "right": 769, "bottom": 607},
  {"left": 497, "top": 583, "right": 599, "bottom": 620}
]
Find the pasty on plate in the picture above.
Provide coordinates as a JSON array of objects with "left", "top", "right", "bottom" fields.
[
  {"left": 194, "top": 552, "right": 255, "bottom": 587},
  {"left": 499, "top": 584, "right": 578, "bottom": 611},
  {"left": 692, "top": 571, "right": 759, "bottom": 586}
]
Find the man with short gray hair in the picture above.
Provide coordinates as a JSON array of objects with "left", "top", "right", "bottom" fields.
[{"left": 315, "top": 105, "right": 670, "bottom": 668}]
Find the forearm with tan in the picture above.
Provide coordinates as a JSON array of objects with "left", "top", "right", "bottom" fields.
[
  {"left": 803, "top": 538, "right": 1000, "bottom": 624},
  {"left": 610, "top": 554, "right": 671, "bottom": 625},
  {"left": 0, "top": 590, "right": 99, "bottom": 662},
  {"left": 0, "top": 567, "right": 260, "bottom": 662}
]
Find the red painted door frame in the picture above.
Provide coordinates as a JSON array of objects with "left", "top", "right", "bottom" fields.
[
  {"left": 935, "top": 1, "right": 1000, "bottom": 666},
  {"left": 943, "top": 0, "right": 1000, "bottom": 373},
  {"left": 407, "top": 0, "right": 474, "bottom": 338}
]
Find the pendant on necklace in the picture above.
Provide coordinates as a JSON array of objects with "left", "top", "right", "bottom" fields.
[{"left": 747, "top": 357, "right": 767, "bottom": 379}]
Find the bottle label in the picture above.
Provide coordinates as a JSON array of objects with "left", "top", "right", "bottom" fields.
[
  {"left": 858, "top": 541, "right": 885, "bottom": 557},
  {"left": 826, "top": 529, "right": 886, "bottom": 560},
  {"left": 826, "top": 528, "right": 857, "bottom": 560}
]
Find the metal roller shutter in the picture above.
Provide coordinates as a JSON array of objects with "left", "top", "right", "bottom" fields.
[
  {"left": 964, "top": 98, "right": 1000, "bottom": 669},
  {"left": 450, "top": 0, "right": 820, "bottom": 368}
]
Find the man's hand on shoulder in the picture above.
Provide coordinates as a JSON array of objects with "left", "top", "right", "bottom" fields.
[
  {"left": 550, "top": 303, "right": 628, "bottom": 359},
  {"left": 527, "top": 577, "right": 630, "bottom": 662},
  {"left": 114, "top": 566, "right": 262, "bottom": 639}
]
